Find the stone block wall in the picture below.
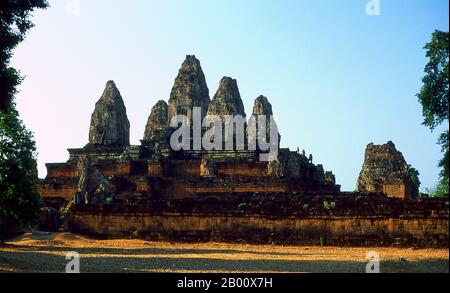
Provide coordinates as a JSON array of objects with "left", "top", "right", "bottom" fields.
[
  {"left": 68, "top": 196, "right": 449, "bottom": 247},
  {"left": 46, "top": 163, "right": 77, "bottom": 178},
  {"left": 38, "top": 178, "right": 78, "bottom": 202}
]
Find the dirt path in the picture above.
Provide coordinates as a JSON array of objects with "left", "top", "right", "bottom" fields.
[{"left": 0, "top": 231, "right": 448, "bottom": 273}]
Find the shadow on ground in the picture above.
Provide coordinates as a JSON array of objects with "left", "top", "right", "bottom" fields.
[{"left": 1, "top": 245, "right": 448, "bottom": 273}]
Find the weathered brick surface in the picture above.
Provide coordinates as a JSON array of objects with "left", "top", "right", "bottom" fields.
[
  {"left": 46, "top": 163, "right": 77, "bottom": 177},
  {"left": 68, "top": 196, "right": 449, "bottom": 247}
]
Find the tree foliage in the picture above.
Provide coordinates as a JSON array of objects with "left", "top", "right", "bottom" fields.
[
  {"left": 424, "top": 178, "right": 448, "bottom": 197},
  {"left": 0, "top": 106, "right": 40, "bottom": 225},
  {"left": 417, "top": 30, "right": 449, "bottom": 196},
  {"left": 406, "top": 164, "right": 421, "bottom": 189},
  {"left": 1, "top": 0, "right": 49, "bottom": 110},
  {"left": 0, "top": 0, "right": 49, "bottom": 228}
]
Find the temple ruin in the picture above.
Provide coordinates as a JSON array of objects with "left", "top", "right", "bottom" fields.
[
  {"left": 357, "top": 141, "right": 419, "bottom": 200},
  {"left": 39, "top": 55, "right": 340, "bottom": 205},
  {"left": 37, "top": 56, "right": 448, "bottom": 247}
]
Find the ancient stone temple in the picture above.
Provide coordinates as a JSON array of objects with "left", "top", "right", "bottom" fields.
[
  {"left": 207, "top": 77, "right": 246, "bottom": 119},
  {"left": 37, "top": 56, "right": 449, "bottom": 246},
  {"left": 357, "top": 141, "right": 419, "bottom": 200},
  {"left": 39, "top": 55, "right": 340, "bottom": 206},
  {"left": 168, "top": 55, "right": 210, "bottom": 121},
  {"left": 88, "top": 81, "right": 130, "bottom": 146}
]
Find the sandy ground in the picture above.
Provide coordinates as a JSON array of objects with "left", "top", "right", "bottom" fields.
[{"left": 0, "top": 231, "right": 448, "bottom": 273}]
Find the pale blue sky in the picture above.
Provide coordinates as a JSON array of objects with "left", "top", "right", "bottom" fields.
[{"left": 11, "top": 0, "right": 449, "bottom": 191}]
